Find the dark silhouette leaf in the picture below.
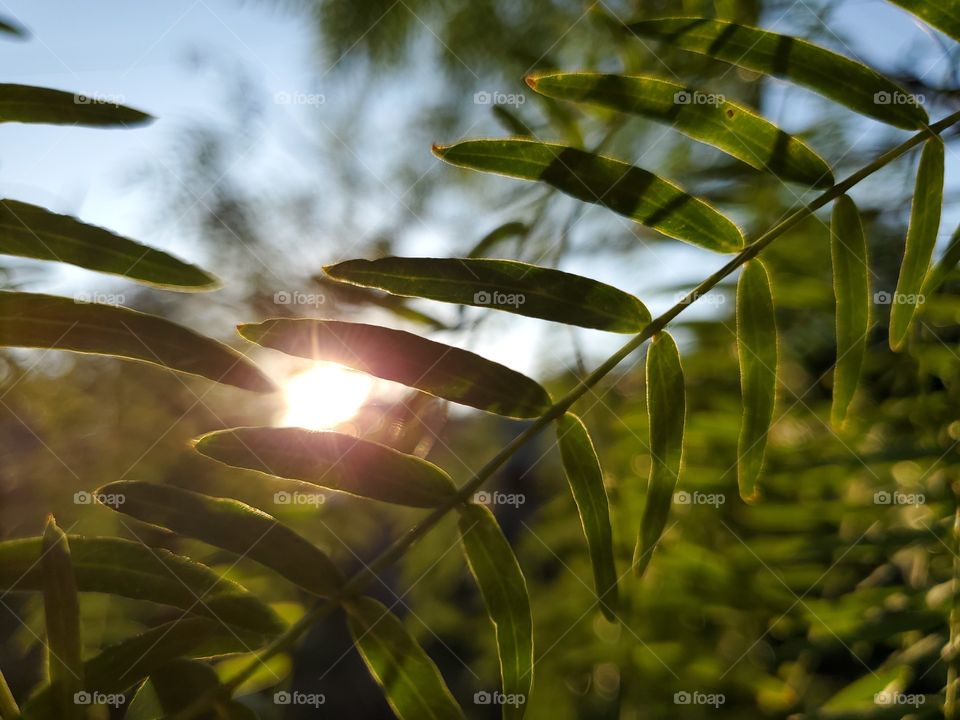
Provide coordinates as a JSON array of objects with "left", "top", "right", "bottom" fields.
[
  {"left": 0, "top": 292, "right": 276, "bottom": 393},
  {"left": 0, "top": 200, "right": 215, "bottom": 288},
  {"left": 194, "top": 427, "right": 457, "bottom": 508},
  {"left": 96, "top": 481, "right": 344, "bottom": 597},
  {"left": 0, "top": 84, "right": 151, "bottom": 126},
  {"left": 239, "top": 319, "right": 551, "bottom": 418}
]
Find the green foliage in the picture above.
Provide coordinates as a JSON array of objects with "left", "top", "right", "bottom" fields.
[
  {"left": 325, "top": 256, "right": 652, "bottom": 331},
  {"left": 890, "top": 137, "right": 944, "bottom": 350},
  {"left": 555, "top": 413, "right": 618, "bottom": 620},
  {"left": 345, "top": 597, "right": 465, "bottom": 720},
  {"left": 194, "top": 427, "right": 458, "bottom": 507},
  {"left": 0, "top": 292, "right": 275, "bottom": 392},
  {"left": 635, "top": 332, "right": 686, "bottom": 577},
  {"left": 2, "top": 2, "right": 960, "bottom": 718},
  {"left": 458, "top": 504, "right": 533, "bottom": 720},
  {"left": 239, "top": 319, "right": 552, "bottom": 417},
  {"left": 528, "top": 72, "right": 834, "bottom": 187},
  {"left": 830, "top": 195, "right": 870, "bottom": 428},
  {"left": 434, "top": 140, "right": 744, "bottom": 251},
  {"left": 736, "top": 260, "right": 778, "bottom": 502}
]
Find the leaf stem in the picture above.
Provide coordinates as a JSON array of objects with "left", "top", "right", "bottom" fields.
[{"left": 171, "top": 108, "right": 960, "bottom": 720}]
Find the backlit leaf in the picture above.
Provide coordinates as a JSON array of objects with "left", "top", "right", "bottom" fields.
[
  {"left": 345, "top": 596, "right": 465, "bottom": 720},
  {"left": 0, "top": 84, "right": 151, "bottom": 127},
  {"left": 194, "top": 427, "right": 458, "bottom": 508},
  {"left": 736, "top": 260, "right": 778, "bottom": 502},
  {"left": 627, "top": 17, "right": 928, "bottom": 129},
  {"left": 0, "top": 200, "right": 214, "bottom": 288},
  {"left": 325, "top": 257, "right": 651, "bottom": 332},
  {"left": 22, "top": 619, "right": 261, "bottom": 719},
  {"left": 921, "top": 223, "right": 960, "bottom": 296},
  {"left": 528, "top": 72, "right": 833, "bottom": 187},
  {"left": 40, "top": 518, "right": 84, "bottom": 720},
  {"left": 96, "top": 481, "right": 344, "bottom": 597},
  {"left": 635, "top": 332, "right": 686, "bottom": 577},
  {"left": 433, "top": 140, "right": 743, "bottom": 252},
  {"left": 0, "top": 670, "right": 17, "bottom": 720},
  {"left": 458, "top": 503, "right": 532, "bottom": 719},
  {"left": 0, "top": 535, "right": 284, "bottom": 636},
  {"left": 125, "top": 659, "right": 255, "bottom": 720},
  {"left": 239, "top": 319, "right": 551, "bottom": 418},
  {"left": 0, "top": 292, "right": 276, "bottom": 393},
  {"left": 890, "top": 137, "right": 944, "bottom": 350},
  {"left": 555, "top": 413, "right": 618, "bottom": 620},
  {"left": 830, "top": 195, "right": 870, "bottom": 428},
  {"left": 886, "top": 0, "right": 960, "bottom": 43}
]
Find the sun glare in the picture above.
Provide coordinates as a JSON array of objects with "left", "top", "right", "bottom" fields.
[{"left": 281, "top": 364, "right": 373, "bottom": 430}]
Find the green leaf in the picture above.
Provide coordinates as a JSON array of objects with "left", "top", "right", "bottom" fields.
[
  {"left": 0, "top": 535, "right": 284, "bottom": 636},
  {"left": 555, "top": 413, "right": 618, "bottom": 620},
  {"left": 40, "top": 518, "right": 84, "bottom": 720},
  {"left": 468, "top": 221, "right": 529, "bottom": 258},
  {"left": 22, "top": 619, "right": 260, "bottom": 719},
  {"left": 458, "top": 503, "right": 532, "bottom": 720},
  {"left": 0, "top": 292, "right": 276, "bottom": 393},
  {"left": 194, "top": 427, "right": 458, "bottom": 508},
  {"left": 921, "top": 222, "right": 960, "bottom": 296},
  {"left": 0, "top": 200, "right": 215, "bottom": 288},
  {"left": 528, "top": 72, "right": 834, "bottom": 188},
  {"left": 238, "top": 319, "right": 551, "bottom": 418},
  {"left": 736, "top": 260, "right": 778, "bottom": 502},
  {"left": 325, "top": 257, "right": 652, "bottom": 332},
  {"left": 345, "top": 596, "right": 465, "bottom": 720},
  {"left": 313, "top": 275, "right": 448, "bottom": 330},
  {"left": 635, "top": 332, "right": 686, "bottom": 577},
  {"left": 96, "top": 481, "right": 344, "bottom": 597},
  {"left": 830, "top": 195, "right": 871, "bottom": 428},
  {"left": 0, "top": 670, "right": 18, "bottom": 720},
  {"left": 125, "top": 659, "right": 255, "bottom": 720},
  {"left": 0, "top": 84, "right": 151, "bottom": 127},
  {"left": 886, "top": 0, "right": 960, "bottom": 42},
  {"left": 434, "top": 140, "right": 743, "bottom": 252},
  {"left": 890, "top": 137, "right": 944, "bottom": 350},
  {"left": 627, "top": 18, "right": 928, "bottom": 130}
]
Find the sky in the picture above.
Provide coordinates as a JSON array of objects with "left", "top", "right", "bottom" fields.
[{"left": 0, "top": 0, "right": 957, "bottom": 377}]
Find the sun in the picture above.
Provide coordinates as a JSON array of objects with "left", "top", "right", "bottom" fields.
[{"left": 281, "top": 363, "right": 373, "bottom": 430}]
